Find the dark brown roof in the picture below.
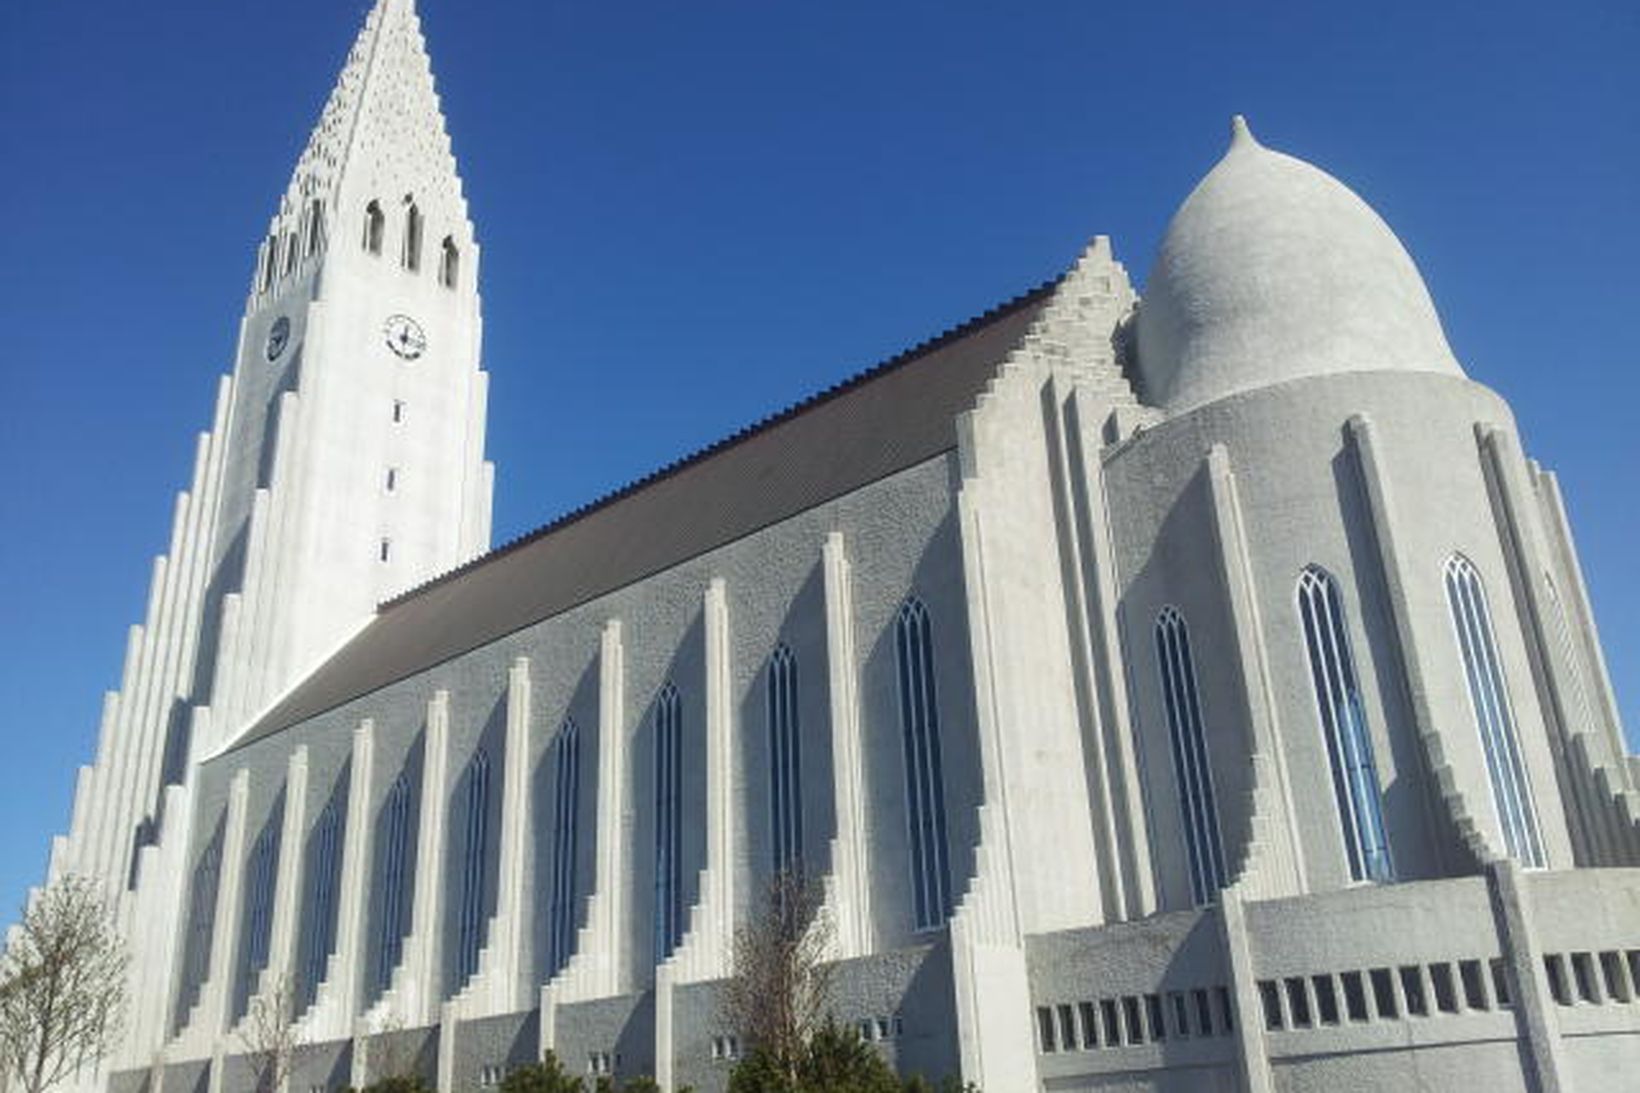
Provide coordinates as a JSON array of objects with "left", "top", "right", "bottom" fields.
[{"left": 230, "top": 281, "right": 1058, "bottom": 751}]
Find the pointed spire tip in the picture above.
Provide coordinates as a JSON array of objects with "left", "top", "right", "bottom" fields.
[{"left": 1229, "top": 114, "right": 1262, "bottom": 152}]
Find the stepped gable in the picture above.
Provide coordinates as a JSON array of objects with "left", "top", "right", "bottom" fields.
[{"left": 230, "top": 280, "right": 1059, "bottom": 749}]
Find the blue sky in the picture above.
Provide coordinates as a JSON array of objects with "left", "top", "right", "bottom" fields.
[{"left": 0, "top": 0, "right": 1634, "bottom": 920}]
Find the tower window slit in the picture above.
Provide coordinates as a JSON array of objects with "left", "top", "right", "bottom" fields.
[
  {"left": 363, "top": 200, "right": 384, "bottom": 256},
  {"left": 1444, "top": 555, "right": 1545, "bottom": 867},
  {"left": 302, "top": 796, "right": 343, "bottom": 1003},
  {"left": 440, "top": 236, "right": 460, "bottom": 289},
  {"left": 403, "top": 202, "right": 423, "bottom": 272},
  {"left": 1154, "top": 607, "right": 1226, "bottom": 905},
  {"left": 1297, "top": 567, "right": 1393, "bottom": 882}
]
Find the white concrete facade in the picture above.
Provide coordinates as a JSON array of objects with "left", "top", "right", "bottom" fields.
[{"left": 31, "top": 3, "right": 1640, "bottom": 1092}]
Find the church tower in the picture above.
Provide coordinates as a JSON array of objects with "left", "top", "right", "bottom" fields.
[{"left": 46, "top": 0, "right": 490, "bottom": 1037}]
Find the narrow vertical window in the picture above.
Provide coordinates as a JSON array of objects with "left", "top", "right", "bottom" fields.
[
  {"left": 385, "top": 467, "right": 398, "bottom": 493},
  {"left": 376, "top": 773, "right": 412, "bottom": 992},
  {"left": 1444, "top": 555, "right": 1545, "bottom": 867},
  {"left": 547, "top": 719, "right": 581, "bottom": 977},
  {"left": 895, "top": 599, "right": 951, "bottom": 930},
  {"left": 305, "top": 199, "right": 324, "bottom": 256},
  {"left": 283, "top": 232, "right": 300, "bottom": 276},
  {"left": 363, "top": 200, "right": 385, "bottom": 256},
  {"left": 653, "top": 684, "right": 683, "bottom": 962},
  {"left": 379, "top": 539, "right": 391, "bottom": 563},
  {"left": 403, "top": 203, "right": 423, "bottom": 272},
  {"left": 302, "top": 796, "right": 343, "bottom": 1003},
  {"left": 391, "top": 400, "right": 405, "bottom": 424},
  {"left": 244, "top": 824, "right": 279, "bottom": 975},
  {"left": 176, "top": 832, "right": 222, "bottom": 1032},
  {"left": 455, "top": 749, "right": 491, "bottom": 984},
  {"left": 1297, "top": 566, "right": 1393, "bottom": 882},
  {"left": 440, "top": 236, "right": 460, "bottom": 289},
  {"left": 767, "top": 644, "right": 803, "bottom": 875},
  {"left": 1155, "top": 607, "right": 1227, "bottom": 905}
]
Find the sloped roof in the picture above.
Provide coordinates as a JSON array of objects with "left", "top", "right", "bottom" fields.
[{"left": 229, "top": 281, "right": 1057, "bottom": 751}]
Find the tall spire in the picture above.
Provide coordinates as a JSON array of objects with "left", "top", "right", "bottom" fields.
[{"left": 263, "top": 0, "right": 466, "bottom": 268}]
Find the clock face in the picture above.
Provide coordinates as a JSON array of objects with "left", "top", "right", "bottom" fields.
[
  {"left": 266, "top": 316, "right": 291, "bottom": 362},
  {"left": 384, "top": 314, "right": 428, "bottom": 361}
]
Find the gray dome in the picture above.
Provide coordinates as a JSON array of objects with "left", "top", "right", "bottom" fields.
[{"left": 1135, "top": 117, "right": 1463, "bottom": 413}]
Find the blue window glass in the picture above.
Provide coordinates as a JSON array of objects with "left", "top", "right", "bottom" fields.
[
  {"left": 895, "top": 599, "right": 951, "bottom": 930},
  {"left": 547, "top": 719, "right": 581, "bottom": 977},
  {"left": 1444, "top": 555, "right": 1545, "bottom": 867},
  {"left": 1155, "top": 607, "right": 1227, "bottom": 906},
  {"left": 375, "top": 772, "right": 412, "bottom": 992},
  {"left": 455, "top": 749, "right": 492, "bottom": 985},
  {"left": 1297, "top": 567, "right": 1393, "bottom": 882},
  {"left": 653, "top": 685, "right": 684, "bottom": 962},
  {"left": 301, "top": 794, "right": 344, "bottom": 1003},
  {"left": 768, "top": 645, "right": 803, "bottom": 875}
]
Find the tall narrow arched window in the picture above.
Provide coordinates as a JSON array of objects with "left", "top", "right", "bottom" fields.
[
  {"left": 176, "top": 831, "right": 222, "bottom": 1033},
  {"left": 653, "top": 684, "right": 683, "bottom": 962},
  {"left": 895, "top": 599, "right": 951, "bottom": 931},
  {"left": 547, "top": 718, "right": 581, "bottom": 978},
  {"left": 455, "top": 749, "right": 491, "bottom": 984},
  {"left": 768, "top": 645, "right": 804, "bottom": 876},
  {"left": 375, "top": 773, "right": 412, "bottom": 992},
  {"left": 403, "top": 202, "right": 423, "bottom": 272},
  {"left": 283, "top": 232, "right": 300, "bottom": 276},
  {"left": 301, "top": 795, "right": 344, "bottom": 1004},
  {"left": 1297, "top": 567, "right": 1393, "bottom": 882},
  {"left": 1444, "top": 555, "right": 1545, "bottom": 867},
  {"left": 1155, "top": 607, "right": 1227, "bottom": 906},
  {"left": 363, "top": 200, "right": 384, "bottom": 256},
  {"left": 244, "top": 824, "right": 279, "bottom": 977},
  {"left": 305, "top": 199, "right": 324, "bottom": 256},
  {"left": 439, "top": 236, "right": 460, "bottom": 289}
]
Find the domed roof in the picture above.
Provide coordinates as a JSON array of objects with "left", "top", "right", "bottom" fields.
[{"left": 1135, "top": 117, "right": 1463, "bottom": 413}]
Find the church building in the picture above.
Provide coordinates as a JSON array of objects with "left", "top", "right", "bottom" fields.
[{"left": 37, "top": 1, "right": 1640, "bottom": 1091}]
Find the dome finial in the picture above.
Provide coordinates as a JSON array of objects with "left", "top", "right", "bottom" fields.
[{"left": 1229, "top": 114, "right": 1259, "bottom": 151}]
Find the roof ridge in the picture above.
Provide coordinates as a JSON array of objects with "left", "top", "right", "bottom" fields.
[{"left": 379, "top": 274, "right": 1064, "bottom": 611}]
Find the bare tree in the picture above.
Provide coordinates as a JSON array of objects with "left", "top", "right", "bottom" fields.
[
  {"left": 720, "top": 868, "right": 833, "bottom": 1080},
  {"left": 237, "top": 975, "right": 305, "bottom": 1093},
  {"left": 0, "top": 875, "right": 128, "bottom": 1093}
]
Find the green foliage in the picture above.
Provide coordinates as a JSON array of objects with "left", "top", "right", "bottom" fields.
[
  {"left": 727, "top": 1017, "right": 971, "bottom": 1093},
  {"left": 498, "top": 1052, "right": 584, "bottom": 1093}
]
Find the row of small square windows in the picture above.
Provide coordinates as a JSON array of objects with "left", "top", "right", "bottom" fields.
[
  {"left": 859, "top": 1014, "right": 904, "bottom": 1042},
  {"left": 1036, "top": 986, "right": 1234, "bottom": 1054},
  {"left": 1258, "top": 958, "right": 1513, "bottom": 1030},
  {"left": 709, "top": 1035, "right": 741, "bottom": 1060}
]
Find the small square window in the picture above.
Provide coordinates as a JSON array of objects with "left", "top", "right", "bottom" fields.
[
  {"left": 379, "top": 539, "right": 391, "bottom": 562},
  {"left": 1459, "top": 960, "right": 1489, "bottom": 1010},
  {"left": 392, "top": 400, "right": 405, "bottom": 423}
]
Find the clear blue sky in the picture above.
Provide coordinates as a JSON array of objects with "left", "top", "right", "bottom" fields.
[{"left": 0, "top": 0, "right": 1635, "bottom": 920}]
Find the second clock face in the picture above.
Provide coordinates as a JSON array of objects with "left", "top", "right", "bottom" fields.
[
  {"left": 266, "top": 316, "right": 291, "bottom": 361},
  {"left": 384, "top": 314, "right": 427, "bottom": 360}
]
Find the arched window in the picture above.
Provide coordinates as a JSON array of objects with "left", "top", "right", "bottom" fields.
[
  {"left": 375, "top": 773, "right": 412, "bottom": 992},
  {"left": 283, "top": 232, "right": 300, "bottom": 276},
  {"left": 176, "top": 831, "right": 222, "bottom": 1033},
  {"left": 305, "top": 200, "right": 324, "bottom": 256},
  {"left": 362, "top": 200, "right": 385, "bottom": 256},
  {"left": 439, "top": 236, "right": 460, "bottom": 289},
  {"left": 895, "top": 599, "right": 951, "bottom": 930},
  {"left": 767, "top": 644, "right": 803, "bottom": 875},
  {"left": 1155, "top": 607, "right": 1226, "bottom": 906},
  {"left": 547, "top": 719, "right": 581, "bottom": 978},
  {"left": 301, "top": 795, "right": 344, "bottom": 1003},
  {"left": 1297, "top": 567, "right": 1393, "bottom": 882},
  {"left": 653, "top": 684, "right": 684, "bottom": 962},
  {"left": 244, "top": 823, "right": 279, "bottom": 979},
  {"left": 455, "top": 749, "right": 491, "bottom": 984},
  {"left": 403, "top": 202, "right": 423, "bottom": 272},
  {"left": 1444, "top": 555, "right": 1545, "bottom": 867}
]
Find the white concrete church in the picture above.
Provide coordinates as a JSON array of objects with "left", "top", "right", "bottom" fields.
[{"left": 36, "top": 1, "right": 1640, "bottom": 1091}]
